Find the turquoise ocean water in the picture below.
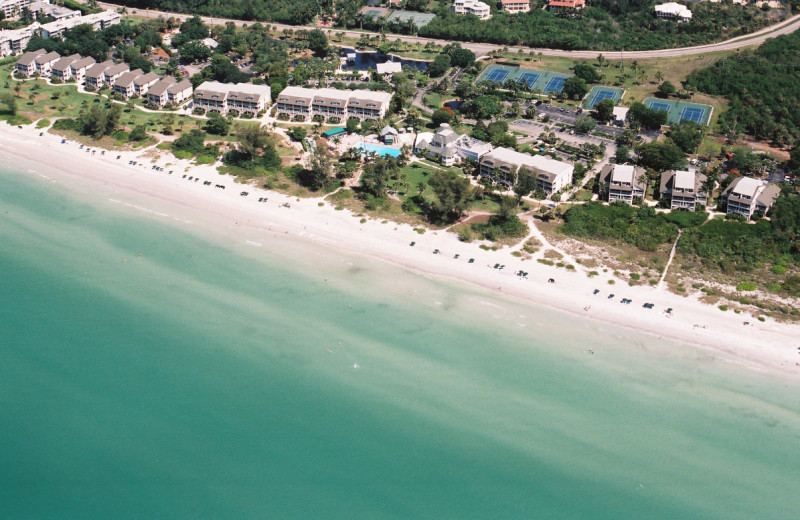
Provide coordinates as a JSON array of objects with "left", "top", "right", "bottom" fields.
[{"left": 1, "top": 167, "right": 799, "bottom": 519}]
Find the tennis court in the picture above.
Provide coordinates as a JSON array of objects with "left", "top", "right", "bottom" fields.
[
  {"left": 583, "top": 86, "right": 625, "bottom": 108},
  {"left": 648, "top": 101, "right": 672, "bottom": 113},
  {"left": 517, "top": 71, "right": 540, "bottom": 87},
  {"left": 543, "top": 76, "right": 566, "bottom": 94},
  {"left": 485, "top": 68, "right": 510, "bottom": 83},
  {"left": 384, "top": 10, "right": 436, "bottom": 27},
  {"left": 643, "top": 98, "right": 713, "bottom": 125},
  {"left": 476, "top": 64, "right": 572, "bottom": 96},
  {"left": 680, "top": 107, "right": 704, "bottom": 123}
]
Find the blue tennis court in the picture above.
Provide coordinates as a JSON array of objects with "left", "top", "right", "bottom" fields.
[
  {"left": 590, "top": 90, "right": 616, "bottom": 105},
  {"left": 543, "top": 76, "right": 567, "bottom": 93},
  {"left": 517, "top": 72, "right": 540, "bottom": 87},
  {"left": 485, "top": 69, "right": 509, "bottom": 83},
  {"left": 680, "top": 106, "right": 705, "bottom": 123},
  {"left": 649, "top": 101, "right": 672, "bottom": 113}
]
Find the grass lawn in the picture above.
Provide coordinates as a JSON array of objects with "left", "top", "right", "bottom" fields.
[
  {"left": 423, "top": 91, "right": 451, "bottom": 110},
  {"left": 573, "top": 189, "right": 594, "bottom": 201}
]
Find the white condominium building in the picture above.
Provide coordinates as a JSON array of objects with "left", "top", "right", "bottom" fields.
[
  {"left": 480, "top": 147, "right": 574, "bottom": 194},
  {"left": 274, "top": 86, "right": 392, "bottom": 122},
  {"left": 0, "top": 24, "right": 38, "bottom": 57},
  {"left": 0, "top": 0, "right": 31, "bottom": 18},
  {"left": 194, "top": 81, "right": 272, "bottom": 115},
  {"left": 452, "top": 0, "right": 492, "bottom": 20}
]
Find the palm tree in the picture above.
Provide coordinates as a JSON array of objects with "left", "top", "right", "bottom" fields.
[
  {"left": 417, "top": 181, "right": 426, "bottom": 196},
  {"left": 655, "top": 70, "right": 664, "bottom": 84},
  {"left": 637, "top": 70, "right": 647, "bottom": 85}
]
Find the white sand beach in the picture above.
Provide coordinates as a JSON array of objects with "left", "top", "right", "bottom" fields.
[{"left": 2, "top": 123, "right": 799, "bottom": 376}]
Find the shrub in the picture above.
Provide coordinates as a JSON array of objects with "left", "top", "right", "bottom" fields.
[
  {"left": 770, "top": 265, "right": 787, "bottom": 275},
  {"left": 737, "top": 282, "right": 757, "bottom": 291},
  {"left": 36, "top": 119, "right": 51, "bottom": 129},
  {"left": 719, "top": 304, "right": 729, "bottom": 311}
]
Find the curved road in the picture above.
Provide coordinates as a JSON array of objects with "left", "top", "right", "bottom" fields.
[{"left": 96, "top": 1, "right": 800, "bottom": 59}]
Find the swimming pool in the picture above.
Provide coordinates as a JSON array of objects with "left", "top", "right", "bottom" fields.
[{"left": 354, "top": 142, "right": 402, "bottom": 158}]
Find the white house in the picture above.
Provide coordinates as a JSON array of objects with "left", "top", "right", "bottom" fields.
[
  {"left": 452, "top": 0, "right": 492, "bottom": 20},
  {"left": 659, "top": 170, "right": 708, "bottom": 211},
  {"left": 194, "top": 81, "right": 272, "bottom": 115},
  {"left": 69, "top": 55, "right": 96, "bottom": 82},
  {"left": 274, "top": 86, "right": 392, "bottom": 122},
  {"left": 112, "top": 69, "right": 144, "bottom": 99},
  {"left": 50, "top": 53, "right": 81, "bottom": 82},
  {"left": 84, "top": 60, "right": 114, "bottom": 88},
  {"left": 655, "top": 2, "right": 692, "bottom": 20},
  {"left": 133, "top": 71, "right": 160, "bottom": 97},
  {"left": 499, "top": 0, "right": 530, "bottom": 13},
  {"left": 33, "top": 50, "right": 60, "bottom": 77},
  {"left": 721, "top": 177, "right": 780, "bottom": 219},
  {"left": 599, "top": 163, "right": 647, "bottom": 204},
  {"left": 422, "top": 123, "right": 492, "bottom": 166}
]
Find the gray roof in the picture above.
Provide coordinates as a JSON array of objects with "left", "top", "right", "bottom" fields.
[
  {"left": 51, "top": 54, "right": 81, "bottom": 72},
  {"left": 113, "top": 69, "right": 144, "bottom": 88},
  {"left": 660, "top": 170, "right": 706, "bottom": 195},
  {"left": 34, "top": 51, "right": 61, "bottom": 65},
  {"left": 134, "top": 71, "right": 160, "bottom": 86},
  {"left": 70, "top": 56, "right": 96, "bottom": 70},
  {"left": 167, "top": 79, "right": 192, "bottom": 94},
  {"left": 104, "top": 63, "right": 130, "bottom": 77},
  {"left": 17, "top": 49, "right": 46, "bottom": 67},
  {"left": 147, "top": 78, "right": 175, "bottom": 97},
  {"left": 85, "top": 60, "right": 115, "bottom": 78},
  {"left": 599, "top": 163, "right": 647, "bottom": 191}
]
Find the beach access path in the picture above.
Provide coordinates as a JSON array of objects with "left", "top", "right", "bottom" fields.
[{"left": 2, "top": 122, "right": 799, "bottom": 377}]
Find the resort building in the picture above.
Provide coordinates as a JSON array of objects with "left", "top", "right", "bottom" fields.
[
  {"left": 0, "top": 24, "right": 38, "bottom": 57},
  {"left": 599, "top": 163, "right": 647, "bottom": 204},
  {"left": 15, "top": 48, "right": 44, "bottom": 76},
  {"left": 0, "top": 0, "right": 31, "bottom": 18},
  {"left": 659, "top": 170, "right": 708, "bottom": 211},
  {"left": 84, "top": 60, "right": 114, "bottom": 88},
  {"left": 452, "top": 0, "right": 492, "bottom": 20},
  {"left": 273, "top": 86, "right": 392, "bottom": 122},
  {"left": 375, "top": 61, "right": 402, "bottom": 75},
  {"left": 133, "top": 71, "right": 160, "bottom": 97},
  {"left": 69, "top": 55, "right": 96, "bottom": 82},
  {"left": 547, "top": 0, "right": 586, "bottom": 12},
  {"left": 721, "top": 177, "right": 780, "bottom": 219},
  {"left": 40, "top": 9, "right": 121, "bottom": 38},
  {"left": 193, "top": 81, "right": 272, "bottom": 115},
  {"left": 146, "top": 77, "right": 192, "bottom": 108},
  {"left": 419, "top": 123, "right": 492, "bottom": 166},
  {"left": 33, "top": 49, "right": 60, "bottom": 77},
  {"left": 29, "top": 1, "right": 80, "bottom": 21},
  {"left": 50, "top": 53, "right": 82, "bottom": 82},
  {"left": 346, "top": 90, "right": 393, "bottom": 120},
  {"left": 274, "top": 86, "right": 314, "bottom": 120},
  {"left": 112, "top": 69, "right": 144, "bottom": 99},
  {"left": 527, "top": 155, "right": 574, "bottom": 195},
  {"left": 654, "top": 2, "right": 692, "bottom": 20},
  {"left": 103, "top": 62, "right": 129, "bottom": 86},
  {"left": 499, "top": 0, "right": 530, "bottom": 13},
  {"left": 479, "top": 147, "right": 573, "bottom": 193}
]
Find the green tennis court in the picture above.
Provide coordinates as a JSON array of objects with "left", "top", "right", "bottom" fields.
[
  {"left": 643, "top": 98, "right": 713, "bottom": 125},
  {"left": 477, "top": 64, "right": 572, "bottom": 95},
  {"left": 583, "top": 86, "right": 625, "bottom": 108}
]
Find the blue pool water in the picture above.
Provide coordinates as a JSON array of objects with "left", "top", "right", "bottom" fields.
[{"left": 354, "top": 142, "right": 402, "bottom": 158}]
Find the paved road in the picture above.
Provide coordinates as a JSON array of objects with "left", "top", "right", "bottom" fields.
[{"left": 95, "top": 1, "right": 800, "bottom": 59}]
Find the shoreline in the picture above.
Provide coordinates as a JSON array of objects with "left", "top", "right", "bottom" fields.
[{"left": 2, "top": 123, "right": 799, "bottom": 377}]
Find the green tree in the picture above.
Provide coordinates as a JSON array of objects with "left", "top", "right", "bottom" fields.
[
  {"left": 129, "top": 124, "right": 147, "bottom": 141},
  {"left": 562, "top": 77, "right": 588, "bottom": 100},
  {"left": 308, "top": 145, "right": 334, "bottom": 190},
  {"left": 360, "top": 156, "right": 398, "bottom": 197},
  {"left": 346, "top": 118, "right": 360, "bottom": 134},
  {"left": 427, "top": 170, "right": 473, "bottom": 221},
  {"left": 288, "top": 126, "right": 307, "bottom": 141},
  {"left": 574, "top": 115, "right": 597, "bottom": 134},
  {"left": 0, "top": 92, "right": 17, "bottom": 115},
  {"left": 205, "top": 111, "right": 230, "bottom": 135},
  {"left": 513, "top": 167, "right": 538, "bottom": 203},
  {"left": 573, "top": 63, "right": 601, "bottom": 83},
  {"left": 667, "top": 121, "right": 704, "bottom": 154},
  {"left": 637, "top": 140, "right": 687, "bottom": 171},
  {"left": 428, "top": 53, "right": 451, "bottom": 78},
  {"left": 180, "top": 40, "right": 211, "bottom": 63},
  {"left": 593, "top": 98, "right": 614, "bottom": 123},
  {"left": 307, "top": 29, "right": 328, "bottom": 56},
  {"left": 431, "top": 108, "right": 453, "bottom": 127},
  {"left": 657, "top": 81, "right": 676, "bottom": 98}
]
